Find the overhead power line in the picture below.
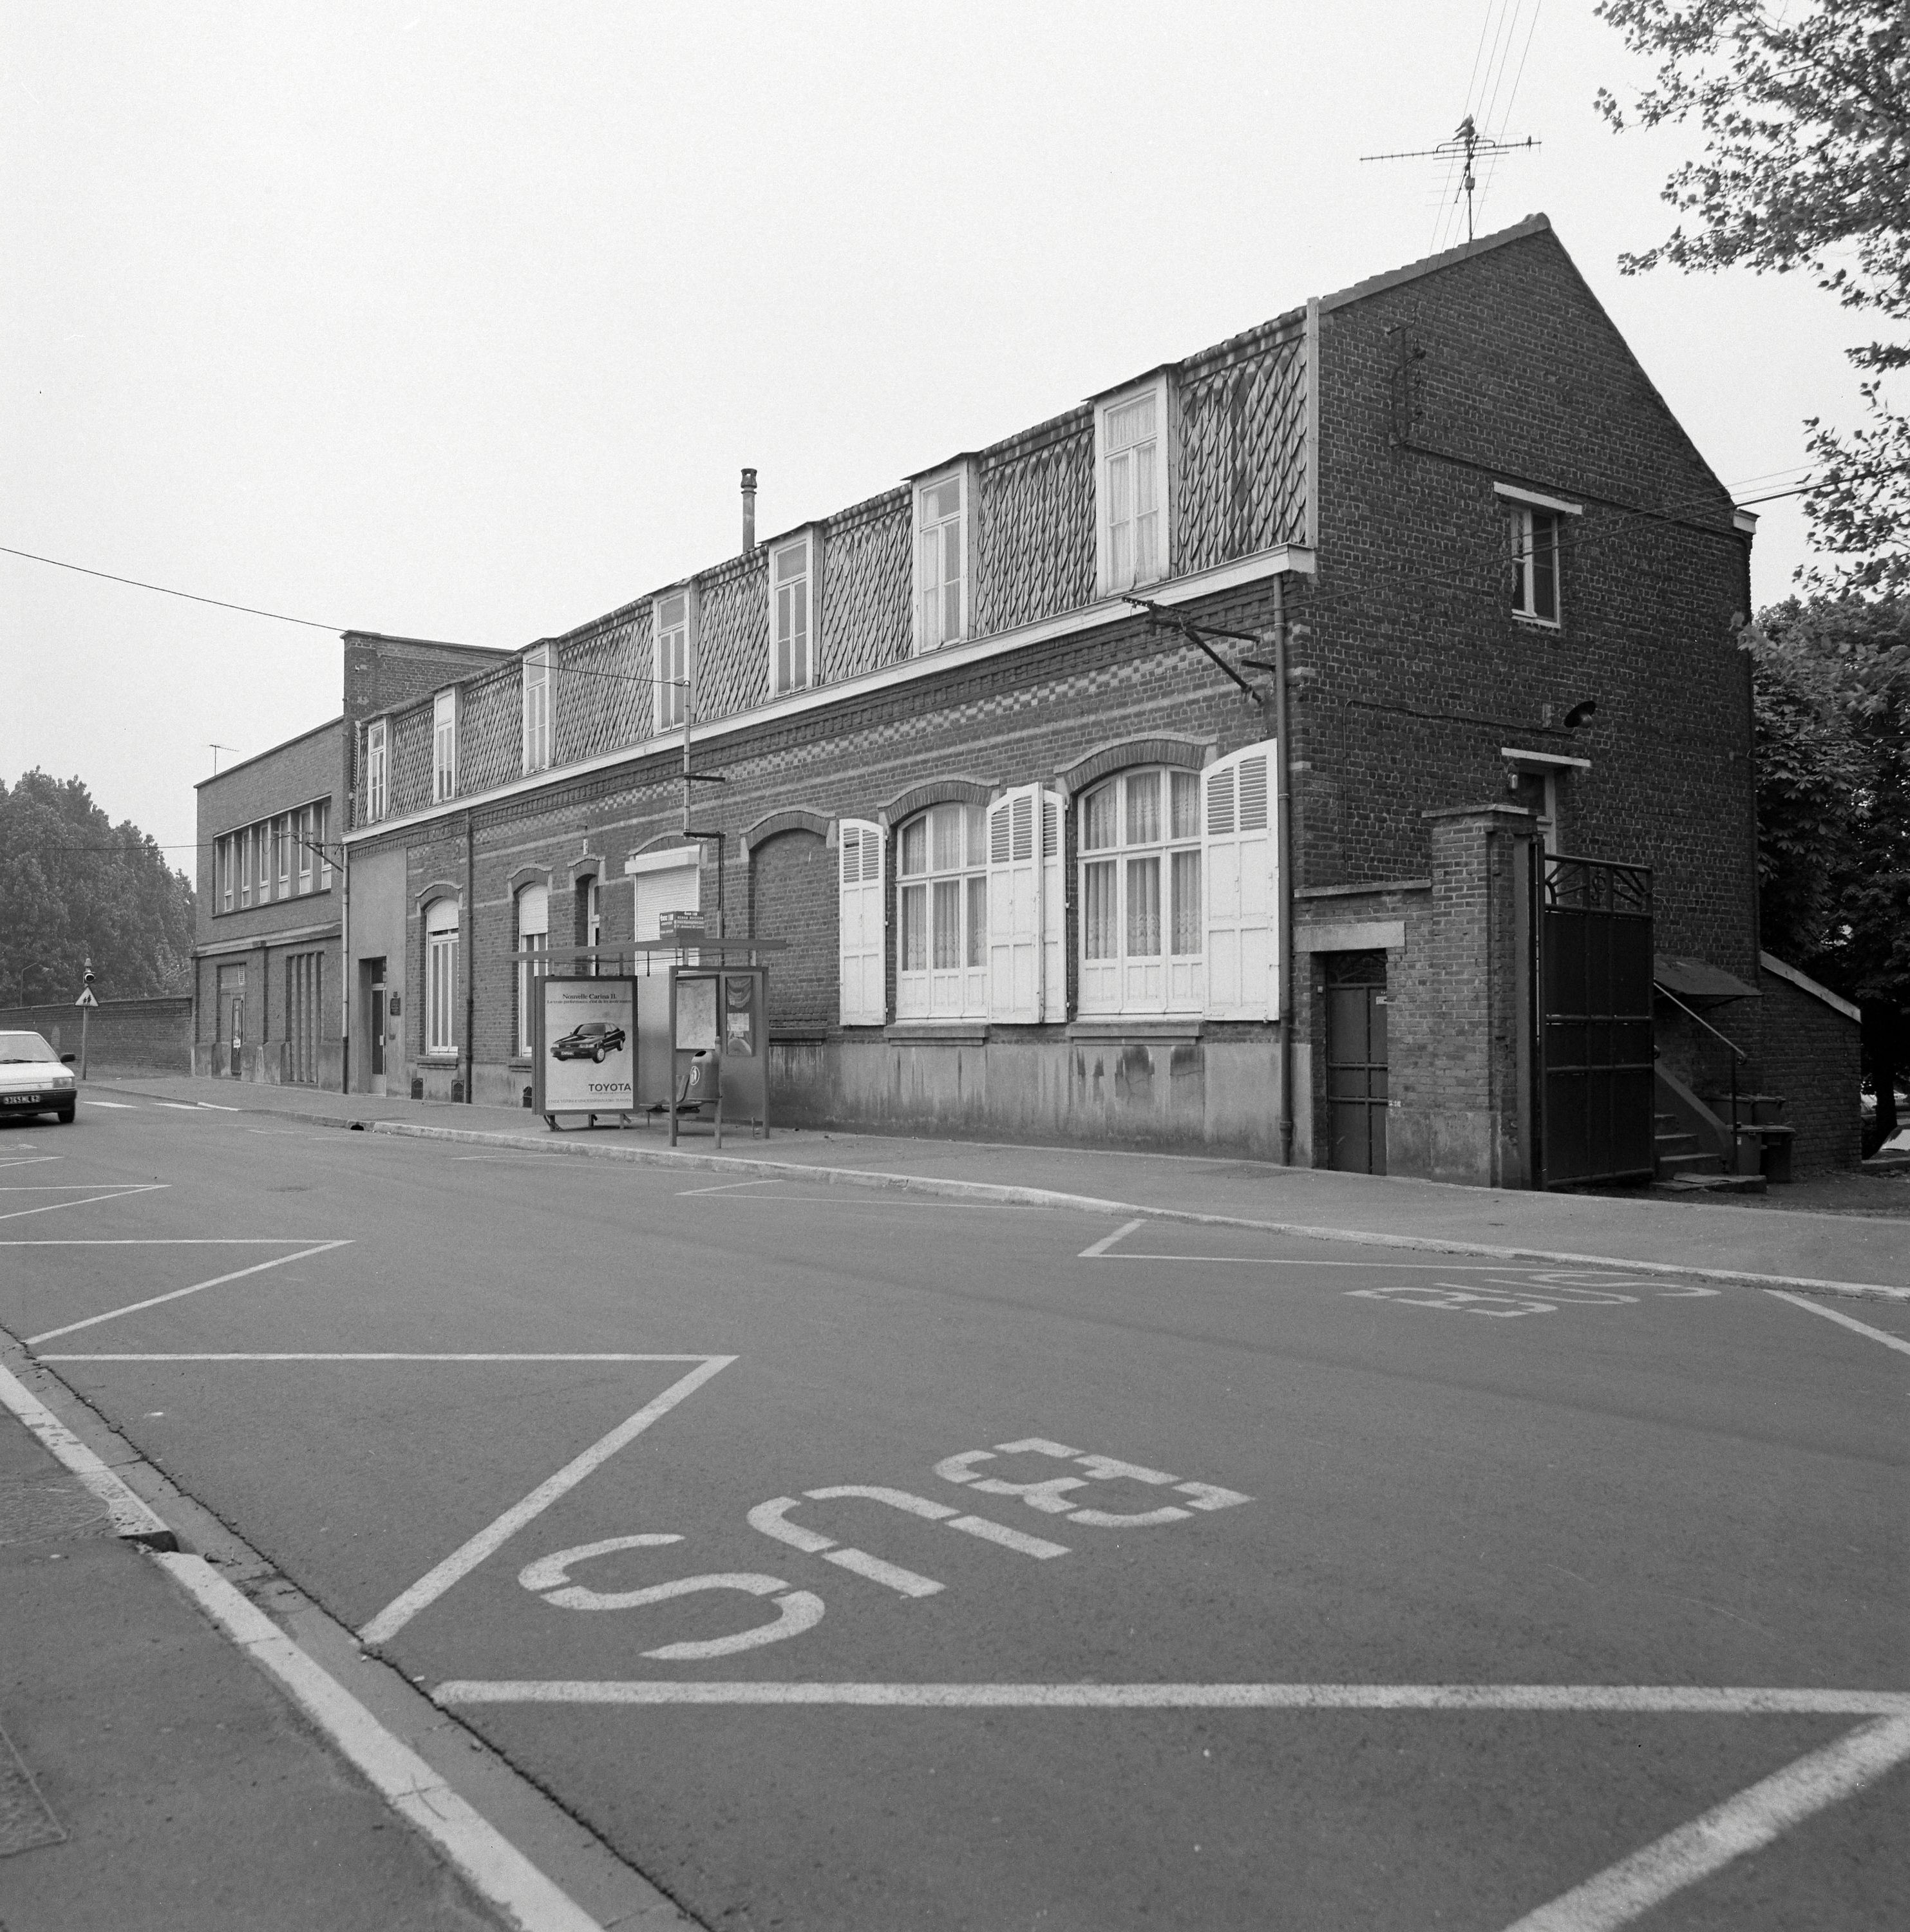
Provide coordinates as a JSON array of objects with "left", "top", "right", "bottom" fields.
[{"left": 0, "top": 544, "right": 348, "bottom": 631}]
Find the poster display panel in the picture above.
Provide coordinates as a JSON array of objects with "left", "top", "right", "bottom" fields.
[{"left": 536, "top": 976, "right": 636, "bottom": 1115}]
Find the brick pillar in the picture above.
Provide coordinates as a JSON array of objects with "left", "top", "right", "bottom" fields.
[{"left": 1394, "top": 804, "right": 1537, "bottom": 1187}]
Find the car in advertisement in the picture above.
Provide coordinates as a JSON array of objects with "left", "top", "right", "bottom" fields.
[
  {"left": 551, "top": 1020, "right": 627, "bottom": 1063},
  {"left": 0, "top": 1030, "right": 79, "bottom": 1124}
]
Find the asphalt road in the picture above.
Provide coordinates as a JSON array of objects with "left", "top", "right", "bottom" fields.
[{"left": 3, "top": 1101, "right": 1905, "bottom": 1931}]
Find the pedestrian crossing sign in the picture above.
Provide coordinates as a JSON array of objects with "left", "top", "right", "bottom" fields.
[{"left": 75, "top": 987, "right": 99, "bottom": 1007}]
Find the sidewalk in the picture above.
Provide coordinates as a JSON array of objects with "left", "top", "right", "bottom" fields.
[
  {"left": 0, "top": 1382, "right": 502, "bottom": 1932},
  {"left": 87, "top": 1075, "right": 1910, "bottom": 1294}
]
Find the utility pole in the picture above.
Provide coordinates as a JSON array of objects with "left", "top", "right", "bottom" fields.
[{"left": 76, "top": 961, "right": 97, "bottom": 1079}]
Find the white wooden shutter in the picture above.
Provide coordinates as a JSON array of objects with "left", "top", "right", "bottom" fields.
[
  {"left": 1202, "top": 745, "right": 1278, "bottom": 1020},
  {"left": 838, "top": 819, "right": 885, "bottom": 1025},
  {"left": 1041, "top": 790, "right": 1065, "bottom": 1021},
  {"left": 987, "top": 786, "right": 1043, "bottom": 1023}
]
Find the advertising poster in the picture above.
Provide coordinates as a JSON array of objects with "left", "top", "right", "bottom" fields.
[
  {"left": 723, "top": 974, "right": 757, "bottom": 1057},
  {"left": 540, "top": 976, "right": 636, "bottom": 1113}
]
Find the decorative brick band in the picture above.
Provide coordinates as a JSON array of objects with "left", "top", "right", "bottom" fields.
[
  {"left": 876, "top": 778, "right": 996, "bottom": 829},
  {"left": 741, "top": 808, "right": 833, "bottom": 857},
  {"left": 504, "top": 865, "right": 553, "bottom": 893},
  {"left": 411, "top": 878, "right": 461, "bottom": 913},
  {"left": 1057, "top": 735, "right": 1213, "bottom": 795}
]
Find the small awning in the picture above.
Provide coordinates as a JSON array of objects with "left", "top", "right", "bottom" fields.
[{"left": 1654, "top": 953, "right": 1760, "bottom": 1006}]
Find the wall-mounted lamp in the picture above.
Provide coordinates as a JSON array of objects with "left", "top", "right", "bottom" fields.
[{"left": 1562, "top": 699, "right": 1598, "bottom": 731}]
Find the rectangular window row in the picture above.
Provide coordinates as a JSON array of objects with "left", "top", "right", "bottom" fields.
[
  {"left": 215, "top": 800, "right": 332, "bottom": 914},
  {"left": 841, "top": 744, "right": 1278, "bottom": 1029}
]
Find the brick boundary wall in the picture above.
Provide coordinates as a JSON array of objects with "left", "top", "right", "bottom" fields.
[
  {"left": 1754, "top": 968, "right": 1862, "bottom": 1176},
  {"left": 0, "top": 998, "right": 193, "bottom": 1074}
]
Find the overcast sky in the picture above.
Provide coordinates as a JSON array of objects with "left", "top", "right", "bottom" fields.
[{"left": 3, "top": 1, "right": 1874, "bottom": 862}]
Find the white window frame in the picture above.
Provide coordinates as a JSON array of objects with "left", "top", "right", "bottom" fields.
[
  {"left": 769, "top": 529, "right": 817, "bottom": 698},
  {"left": 515, "top": 881, "right": 549, "bottom": 1059},
  {"left": 238, "top": 828, "right": 252, "bottom": 907},
  {"left": 896, "top": 802, "right": 988, "bottom": 1019},
  {"left": 364, "top": 719, "right": 389, "bottom": 822},
  {"left": 424, "top": 899, "right": 460, "bottom": 1057},
  {"left": 522, "top": 645, "right": 553, "bottom": 773},
  {"left": 433, "top": 688, "right": 458, "bottom": 801},
  {"left": 256, "top": 819, "right": 272, "bottom": 904},
  {"left": 1076, "top": 767, "right": 1205, "bottom": 1017},
  {"left": 297, "top": 805, "right": 315, "bottom": 892},
  {"left": 1495, "top": 482, "right": 1580, "bottom": 630},
  {"left": 911, "top": 462, "right": 976, "bottom": 654},
  {"left": 654, "top": 588, "right": 695, "bottom": 734},
  {"left": 1094, "top": 372, "right": 1173, "bottom": 598},
  {"left": 276, "top": 813, "right": 291, "bottom": 897},
  {"left": 315, "top": 799, "right": 332, "bottom": 889}
]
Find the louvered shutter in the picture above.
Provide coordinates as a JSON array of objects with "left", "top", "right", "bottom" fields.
[
  {"left": 987, "top": 786, "right": 1043, "bottom": 1023},
  {"left": 1041, "top": 791, "right": 1065, "bottom": 1021},
  {"left": 1202, "top": 745, "right": 1278, "bottom": 1019},
  {"left": 837, "top": 819, "right": 886, "bottom": 1025}
]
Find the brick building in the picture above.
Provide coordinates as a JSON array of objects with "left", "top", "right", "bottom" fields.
[
  {"left": 323, "top": 216, "right": 1853, "bottom": 1183},
  {"left": 191, "top": 637, "right": 509, "bottom": 1089}
]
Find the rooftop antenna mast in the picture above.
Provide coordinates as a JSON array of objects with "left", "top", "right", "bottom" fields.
[{"left": 1361, "top": 114, "right": 1538, "bottom": 244}]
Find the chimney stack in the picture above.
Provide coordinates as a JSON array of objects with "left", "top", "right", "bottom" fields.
[{"left": 741, "top": 468, "right": 757, "bottom": 553}]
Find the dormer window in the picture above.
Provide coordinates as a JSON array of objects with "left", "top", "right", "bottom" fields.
[
  {"left": 1095, "top": 375, "right": 1172, "bottom": 596},
  {"left": 655, "top": 589, "right": 694, "bottom": 732},
  {"left": 364, "top": 719, "right": 388, "bottom": 822},
  {"left": 770, "top": 533, "right": 815, "bottom": 696},
  {"left": 522, "top": 644, "right": 552, "bottom": 772},
  {"left": 432, "top": 689, "right": 457, "bottom": 800},
  {"left": 913, "top": 465, "right": 974, "bottom": 652}
]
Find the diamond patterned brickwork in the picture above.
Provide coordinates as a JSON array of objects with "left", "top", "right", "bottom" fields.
[
  {"left": 388, "top": 702, "right": 433, "bottom": 819},
  {"left": 1176, "top": 327, "right": 1308, "bottom": 573},
  {"left": 820, "top": 489, "right": 911, "bottom": 682},
  {"left": 974, "top": 410, "right": 1095, "bottom": 638},
  {"left": 459, "top": 663, "right": 525, "bottom": 797},
  {"left": 553, "top": 610, "right": 648, "bottom": 766},
  {"left": 694, "top": 553, "right": 770, "bottom": 721}
]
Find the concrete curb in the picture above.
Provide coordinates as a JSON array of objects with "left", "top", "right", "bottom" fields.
[
  {"left": 362, "top": 1120, "right": 1910, "bottom": 1303},
  {"left": 0, "top": 1359, "right": 178, "bottom": 1548}
]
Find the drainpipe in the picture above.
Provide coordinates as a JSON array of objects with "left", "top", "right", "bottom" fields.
[
  {"left": 1274, "top": 575, "right": 1296, "bottom": 1168},
  {"left": 339, "top": 840, "right": 350, "bottom": 1095},
  {"left": 464, "top": 808, "right": 476, "bottom": 1103}
]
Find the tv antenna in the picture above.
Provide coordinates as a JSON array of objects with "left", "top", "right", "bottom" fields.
[
  {"left": 1361, "top": 115, "right": 1538, "bottom": 244},
  {"left": 209, "top": 743, "right": 236, "bottom": 773}
]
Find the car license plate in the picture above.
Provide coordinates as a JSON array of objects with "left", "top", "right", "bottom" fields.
[{"left": 11, "top": 1094, "right": 43, "bottom": 1106}]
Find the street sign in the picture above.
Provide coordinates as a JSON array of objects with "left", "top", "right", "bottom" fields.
[{"left": 75, "top": 987, "right": 99, "bottom": 1008}]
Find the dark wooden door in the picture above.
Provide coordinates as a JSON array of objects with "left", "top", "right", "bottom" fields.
[{"left": 1325, "top": 950, "right": 1388, "bottom": 1175}]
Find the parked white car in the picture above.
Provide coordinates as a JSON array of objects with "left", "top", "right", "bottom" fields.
[{"left": 0, "top": 1031, "right": 79, "bottom": 1123}]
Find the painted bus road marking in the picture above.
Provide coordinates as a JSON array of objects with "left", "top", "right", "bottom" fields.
[
  {"left": 1348, "top": 1271, "right": 1723, "bottom": 1320},
  {"left": 747, "top": 1484, "right": 1072, "bottom": 1600},
  {"left": 934, "top": 1439, "right": 1252, "bottom": 1525},
  {"left": 518, "top": 1533, "right": 824, "bottom": 1660}
]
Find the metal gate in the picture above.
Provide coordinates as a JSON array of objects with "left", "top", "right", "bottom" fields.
[
  {"left": 1324, "top": 950, "right": 1388, "bottom": 1175},
  {"left": 1535, "top": 855, "right": 1654, "bottom": 1189}
]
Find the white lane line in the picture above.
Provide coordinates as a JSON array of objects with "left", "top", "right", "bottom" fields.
[
  {"left": 676, "top": 1178, "right": 783, "bottom": 1195},
  {"left": 0, "top": 1359, "right": 176, "bottom": 1546},
  {"left": 0, "top": 1239, "right": 331, "bottom": 1245},
  {"left": 155, "top": 1554, "right": 601, "bottom": 1932},
  {"left": 1766, "top": 1289, "right": 1910, "bottom": 1358},
  {"left": 41, "top": 1352, "right": 719, "bottom": 1363},
  {"left": 1079, "top": 1218, "right": 1146, "bottom": 1260},
  {"left": 150, "top": 1101, "right": 204, "bottom": 1110},
  {"left": 86, "top": 1100, "right": 138, "bottom": 1108},
  {"left": 0, "top": 1155, "right": 62, "bottom": 1168},
  {"left": 360, "top": 1355, "right": 735, "bottom": 1647},
  {"left": 24, "top": 1240, "right": 352, "bottom": 1345},
  {"left": 0, "top": 1185, "right": 167, "bottom": 1222},
  {"left": 1499, "top": 1714, "right": 1910, "bottom": 1932},
  {"left": 432, "top": 1681, "right": 1910, "bottom": 1712},
  {"left": 194, "top": 1101, "right": 240, "bottom": 1110}
]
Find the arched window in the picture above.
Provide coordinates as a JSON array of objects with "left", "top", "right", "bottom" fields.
[
  {"left": 515, "top": 883, "right": 549, "bottom": 1058},
  {"left": 1078, "top": 768, "right": 1203, "bottom": 1014},
  {"left": 896, "top": 803, "right": 987, "bottom": 1018},
  {"left": 424, "top": 898, "right": 460, "bottom": 1055}
]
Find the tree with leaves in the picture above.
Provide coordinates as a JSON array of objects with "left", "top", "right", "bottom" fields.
[
  {"left": 0, "top": 772, "right": 196, "bottom": 1007},
  {"left": 1744, "top": 598, "right": 1910, "bottom": 1148},
  {"left": 1596, "top": 1, "right": 1909, "bottom": 594}
]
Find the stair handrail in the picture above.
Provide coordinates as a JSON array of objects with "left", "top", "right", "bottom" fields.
[{"left": 1654, "top": 981, "right": 1748, "bottom": 1133}]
